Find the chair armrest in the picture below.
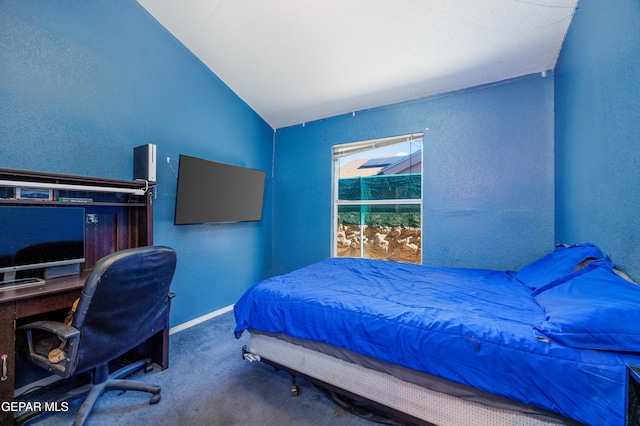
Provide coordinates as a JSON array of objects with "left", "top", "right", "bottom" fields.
[
  {"left": 18, "top": 320, "right": 81, "bottom": 378},
  {"left": 18, "top": 320, "right": 80, "bottom": 340}
]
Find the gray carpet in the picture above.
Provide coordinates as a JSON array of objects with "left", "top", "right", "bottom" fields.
[{"left": 18, "top": 311, "right": 376, "bottom": 425}]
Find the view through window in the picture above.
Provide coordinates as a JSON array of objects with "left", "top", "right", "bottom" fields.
[{"left": 332, "top": 133, "right": 423, "bottom": 263}]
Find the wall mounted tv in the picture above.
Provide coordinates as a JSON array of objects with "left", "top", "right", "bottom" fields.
[
  {"left": 174, "top": 155, "right": 266, "bottom": 225},
  {"left": 0, "top": 206, "right": 85, "bottom": 282}
]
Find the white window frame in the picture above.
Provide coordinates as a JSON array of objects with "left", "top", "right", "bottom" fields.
[{"left": 331, "top": 133, "right": 423, "bottom": 262}]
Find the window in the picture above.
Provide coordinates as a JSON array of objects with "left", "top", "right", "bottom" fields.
[{"left": 332, "top": 133, "right": 423, "bottom": 263}]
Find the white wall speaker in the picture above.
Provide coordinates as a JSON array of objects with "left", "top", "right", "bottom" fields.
[{"left": 133, "top": 144, "right": 157, "bottom": 182}]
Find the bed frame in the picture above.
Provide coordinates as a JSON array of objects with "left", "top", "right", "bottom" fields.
[{"left": 243, "top": 332, "right": 580, "bottom": 426}]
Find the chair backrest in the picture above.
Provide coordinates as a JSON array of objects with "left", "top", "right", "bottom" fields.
[{"left": 70, "top": 246, "right": 177, "bottom": 374}]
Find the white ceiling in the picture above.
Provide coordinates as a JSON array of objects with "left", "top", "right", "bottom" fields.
[{"left": 137, "top": 0, "right": 578, "bottom": 129}]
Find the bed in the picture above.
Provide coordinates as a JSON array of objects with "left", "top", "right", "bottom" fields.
[{"left": 234, "top": 244, "right": 640, "bottom": 425}]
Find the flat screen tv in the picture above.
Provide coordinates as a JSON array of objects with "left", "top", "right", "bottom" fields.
[
  {"left": 0, "top": 206, "right": 85, "bottom": 282},
  {"left": 174, "top": 155, "right": 266, "bottom": 225}
]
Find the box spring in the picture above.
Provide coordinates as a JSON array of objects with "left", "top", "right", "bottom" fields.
[{"left": 249, "top": 331, "right": 579, "bottom": 426}]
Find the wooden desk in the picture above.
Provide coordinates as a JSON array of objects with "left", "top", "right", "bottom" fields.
[
  {"left": 0, "top": 168, "right": 163, "bottom": 425},
  {"left": 0, "top": 274, "right": 84, "bottom": 425},
  {"left": 0, "top": 274, "right": 172, "bottom": 425}
]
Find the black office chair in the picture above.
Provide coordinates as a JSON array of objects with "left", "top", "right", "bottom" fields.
[{"left": 15, "top": 246, "right": 177, "bottom": 426}]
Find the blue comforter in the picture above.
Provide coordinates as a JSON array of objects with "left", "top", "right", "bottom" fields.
[{"left": 234, "top": 257, "right": 640, "bottom": 425}]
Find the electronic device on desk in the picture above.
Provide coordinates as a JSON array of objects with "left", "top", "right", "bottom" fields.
[
  {"left": 0, "top": 277, "right": 45, "bottom": 292},
  {"left": 134, "top": 143, "right": 157, "bottom": 182},
  {"left": 0, "top": 206, "right": 85, "bottom": 290},
  {"left": 174, "top": 154, "right": 266, "bottom": 225}
]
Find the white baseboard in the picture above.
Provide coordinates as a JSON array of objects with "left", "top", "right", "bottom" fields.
[{"left": 169, "top": 304, "right": 234, "bottom": 335}]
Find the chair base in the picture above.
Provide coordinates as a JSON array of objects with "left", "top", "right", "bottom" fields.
[{"left": 15, "top": 358, "right": 160, "bottom": 426}]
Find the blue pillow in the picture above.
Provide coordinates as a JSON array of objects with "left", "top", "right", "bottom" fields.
[
  {"left": 532, "top": 259, "right": 640, "bottom": 351},
  {"left": 514, "top": 243, "right": 603, "bottom": 290}
]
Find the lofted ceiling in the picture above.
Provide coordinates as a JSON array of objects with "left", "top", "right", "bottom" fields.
[{"left": 137, "top": 0, "right": 578, "bottom": 129}]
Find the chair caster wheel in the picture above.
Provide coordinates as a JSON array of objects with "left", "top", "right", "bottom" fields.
[
  {"left": 150, "top": 393, "right": 161, "bottom": 404},
  {"left": 144, "top": 364, "right": 154, "bottom": 373}
]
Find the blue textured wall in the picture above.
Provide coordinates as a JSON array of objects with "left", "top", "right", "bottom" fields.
[
  {"left": 7, "top": 0, "right": 636, "bottom": 328},
  {"left": 555, "top": 0, "right": 640, "bottom": 278},
  {"left": 0, "top": 1, "right": 274, "bottom": 326},
  {"left": 272, "top": 74, "right": 555, "bottom": 275}
]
